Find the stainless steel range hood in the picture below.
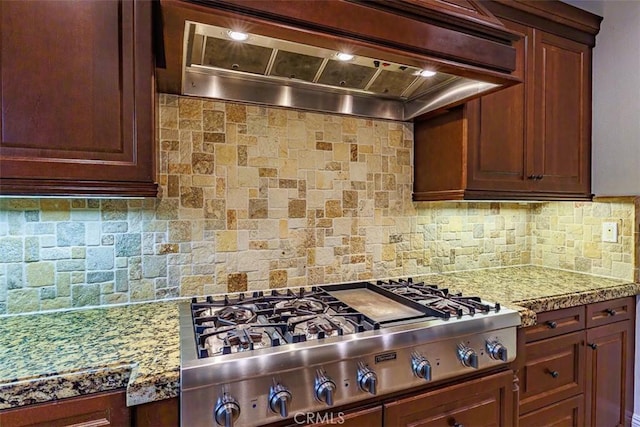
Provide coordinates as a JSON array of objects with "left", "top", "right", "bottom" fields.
[{"left": 158, "top": 0, "right": 521, "bottom": 121}]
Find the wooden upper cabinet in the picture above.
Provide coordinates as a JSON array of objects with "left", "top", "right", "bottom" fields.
[
  {"left": 0, "top": 0, "right": 157, "bottom": 197},
  {"left": 532, "top": 31, "right": 590, "bottom": 195},
  {"left": 466, "top": 19, "right": 532, "bottom": 194},
  {"left": 413, "top": 1, "right": 601, "bottom": 201}
]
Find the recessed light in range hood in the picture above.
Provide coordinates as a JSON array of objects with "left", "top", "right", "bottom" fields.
[{"left": 183, "top": 22, "right": 501, "bottom": 121}]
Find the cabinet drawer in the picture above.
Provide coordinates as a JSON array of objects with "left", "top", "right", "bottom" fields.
[
  {"left": 520, "top": 331, "right": 585, "bottom": 414},
  {"left": 524, "top": 306, "right": 585, "bottom": 342},
  {"left": 520, "top": 394, "right": 584, "bottom": 427},
  {"left": 586, "top": 297, "right": 633, "bottom": 328},
  {"left": 384, "top": 370, "right": 513, "bottom": 427}
]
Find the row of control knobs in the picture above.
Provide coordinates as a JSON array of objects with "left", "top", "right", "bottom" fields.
[
  {"left": 214, "top": 340, "right": 508, "bottom": 426},
  {"left": 214, "top": 364, "right": 377, "bottom": 427}
]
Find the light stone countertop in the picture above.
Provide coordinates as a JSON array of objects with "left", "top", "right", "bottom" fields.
[{"left": 1, "top": 266, "right": 638, "bottom": 410}]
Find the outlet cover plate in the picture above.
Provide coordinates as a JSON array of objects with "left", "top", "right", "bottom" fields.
[{"left": 602, "top": 222, "right": 618, "bottom": 243}]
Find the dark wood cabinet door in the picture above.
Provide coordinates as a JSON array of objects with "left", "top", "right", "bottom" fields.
[
  {"left": 520, "top": 331, "right": 585, "bottom": 415},
  {"left": 384, "top": 370, "right": 514, "bottom": 427},
  {"left": 520, "top": 395, "right": 584, "bottom": 427},
  {"left": 585, "top": 320, "right": 634, "bottom": 427},
  {"left": 466, "top": 20, "right": 532, "bottom": 192},
  {"left": 0, "top": 0, "right": 157, "bottom": 196},
  {"left": 531, "top": 30, "right": 591, "bottom": 196},
  {"left": 0, "top": 390, "right": 130, "bottom": 427}
]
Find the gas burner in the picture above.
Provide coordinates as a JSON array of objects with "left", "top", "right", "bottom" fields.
[
  {"left": 274, "top": 297, "right": 327, "bottom": 315},
  {"left": 215, "top": 305, "right": 257, "bottom": 325},
  {"left": 201, "top": 324, "right": 284, "bottom": 356},
  {"left": 288, "top": 314, "right": 356, "bottom": 341},
  {"left": 418, "top": 296, "right": 471, "bottom": 317}
]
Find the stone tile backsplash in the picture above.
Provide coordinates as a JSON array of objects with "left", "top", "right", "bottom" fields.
[{"left": 0, "top": 95, "right": 636, "bottom": 315}]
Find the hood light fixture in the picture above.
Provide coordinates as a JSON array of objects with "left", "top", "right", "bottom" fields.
[
  {"left": 418, "top": 69, "right": 437, "bottom": 77},
  {"left": 227, "top": 30, "right": 249, "bottom": 41},
  {"left": 336, "top": 52, "right": 354, "bottom": 61}
]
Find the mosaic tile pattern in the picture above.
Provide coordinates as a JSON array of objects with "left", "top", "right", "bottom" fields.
[
  {"left": 0, "top": 96, "right": 539, "bottom": 315},
  {"left": 530, "top": 198, "right": 637, "bottom": 280}
]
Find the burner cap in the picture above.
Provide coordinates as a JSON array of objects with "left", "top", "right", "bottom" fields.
[
  {"left": 274, "top": 298, "right": 327, "bottom": 314},
  {"left": 215, "top": 305, "right": 257, "bottom": 324}
]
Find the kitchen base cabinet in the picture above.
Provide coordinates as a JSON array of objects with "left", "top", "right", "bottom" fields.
[
  {"left": 384, "top": 370, "right": 514, "bottom": 427},
  {"left": 0, "top": 0, "right": 157, "bottom": 197},
  {"left": 519, "top": 297, "right": 635, "bottom": 427},
  {"left": 0, "top": 390, "right": 130, "bottom": 427}
]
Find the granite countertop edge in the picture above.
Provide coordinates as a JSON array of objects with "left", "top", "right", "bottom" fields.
[{"left": 1, "top": 266, "right": 639, "bottom": 411}]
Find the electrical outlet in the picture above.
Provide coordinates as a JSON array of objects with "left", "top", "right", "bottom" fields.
[{"left": 602, "top": 222, "right": 618, "bottom": 243}]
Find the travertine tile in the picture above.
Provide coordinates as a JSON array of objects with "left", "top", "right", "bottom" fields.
[{"left": 0, "top": 98, "right": 637, "bottom": 315}]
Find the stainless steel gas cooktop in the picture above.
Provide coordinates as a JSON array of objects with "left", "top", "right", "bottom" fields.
[{"left": 179, "top": 279, "right": 521, "bottom": 426}]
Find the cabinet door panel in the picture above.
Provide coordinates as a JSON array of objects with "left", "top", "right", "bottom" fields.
[
  {"left": 0, "top": 0, "right": 156, "bottom": 195},
  {"left": 467, "top": 20, "right": 532, "bottom": 191},
  {"left": 585, "top": 320, "right": 634, "bottom": 427},
  {"left": 520, "top": 331, "right": 584, "bottom": 414},
  {"left": 384, "top": 370, "right": 513, "bottom": 427},
  {"left": 533, "top": 30, "right": 590, "bottom": 195}
]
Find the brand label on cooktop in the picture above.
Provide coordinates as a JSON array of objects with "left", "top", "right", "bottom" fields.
[{"left": 375, "top": 352, "right": 397, "bottom": 364}]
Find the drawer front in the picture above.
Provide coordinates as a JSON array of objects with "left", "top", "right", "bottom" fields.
[
  {"left": 586, "top": 297, "right": 634, "bottom": 328},
  {"left": 520, "top": 394, "right": 584, "bottom": 427},
  {"left": 520, "top": 331, "right": 585, "bottom": 414},
  {"left": 524, "top": 306, "right": 585, "bottom": 342}
]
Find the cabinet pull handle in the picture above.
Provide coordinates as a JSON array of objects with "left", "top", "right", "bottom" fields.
[
  {"left": 588, "top": 343, "right": 598, "bottom": 350},
  {"left": 536, "top": 175, "right": 544, "bottom": 180},
  {"left": 605, "top": 308, "right": 616, "bottom": 316},
  {"left": 546, "top": 321, "right": 557, "bottom": 329},
  {"left": 548, "top": 370, "right": 559, "bottom": 378},
  {"left": 527, "top": 175, "right": 537, "bottom": 180}
]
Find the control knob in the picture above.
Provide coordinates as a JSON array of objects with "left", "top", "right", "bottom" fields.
[
  {"left": 214, "top": 393, "right": 240, "bottom": 427},
  {"left": 315, "top": 370, "right": 336, "bottom": 406},
  {"left": 357, "top": 362, "right": 378, "bottom": 395},
  {"left": 269, "top": 383, "right": 292, "bottom": 418},
  {"left": 457, "top": 344, "right": 479, "bottom": 369},
  {"left": 486, "top": 340, "right": 508, "bottom": 362},
  {"left": 411, "top": 352, "right": 432, "bottom": 381}
]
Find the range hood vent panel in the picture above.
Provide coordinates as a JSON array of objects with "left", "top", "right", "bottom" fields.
[
  {"left": 270, "top": 51, "right": 324, "bottom": 82},
  {"left": 316, "top": 60, "right": 377, "bottom": 90},
  {"left": 161, "top": 1, "right": 521, "bottom": 121},
  {"left": 202, "top": 37, "right": 273, "bottom": 75}
]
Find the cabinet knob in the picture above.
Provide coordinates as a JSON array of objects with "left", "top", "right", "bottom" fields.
[
  {"left": 588, "top": 342, "right": 598, "bottom": 350},
  {"left": 546, "top": 321, "right": 557, "bottom": 329},
  {"left": 536, "top": 175, "right": 544, "bottom": 180},
  {"left": 548, "top": 370, "right": 559, "bottom": 378},
  {"left": 453, "top": 423, "right": 464, "bottom": 427},
  {"left": 527, "top": 175, "right": 537, "bottom": 180},
  {"left": 605, "top": 308, "right": 616, "bottom": 316}
]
